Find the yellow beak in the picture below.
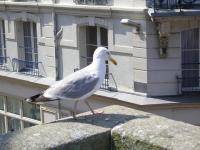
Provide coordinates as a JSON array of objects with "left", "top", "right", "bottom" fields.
[{"left": 110, "top": 57, "right": 117, "bottom": 65}]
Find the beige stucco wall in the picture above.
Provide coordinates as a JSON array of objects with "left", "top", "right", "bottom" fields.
[
  {"left": 1, "top": 2, "right": 200, "bottom": 99},
  {"left": 146, "top": 18, "right": 200, "bottom": 96}
]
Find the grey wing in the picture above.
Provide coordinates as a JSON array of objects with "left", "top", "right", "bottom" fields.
[{"left": 56, "top": 75, "right": 99, "bottom": 99}]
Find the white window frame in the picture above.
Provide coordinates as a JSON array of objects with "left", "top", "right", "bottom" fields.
[
  {"left": 0, "top": 20, "right": 6, "bottom": 58},
  {"left": 0, "top": 95, "right": 41, "bottom": 134},
  {"left": 41, "top": 106, "right": 72, "bottom": 123},
  {"left": 23, "top": 21, "right": 38, "bottom": 65},
  {"left": 86, "top": 26, "right": 108, "bottom": 64}
]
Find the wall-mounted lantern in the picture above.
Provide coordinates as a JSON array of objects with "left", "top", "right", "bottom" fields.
[
  {"left": 157, "top": 22, "right": 170, "bottom": 58},
  {"left": 120, "top": 19, "right": 141, "bottom": 32},
  {"left": 159, "top": 34, "right": 168, "bottom": 58}
]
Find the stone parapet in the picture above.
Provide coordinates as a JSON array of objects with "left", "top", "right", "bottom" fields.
[{"left": 0, "top": 105, "right": 199, "bottom": 150}]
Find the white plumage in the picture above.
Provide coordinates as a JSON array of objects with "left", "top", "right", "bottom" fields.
[{"left": 26, "top": 47, "right": 117, "bottom": 118}]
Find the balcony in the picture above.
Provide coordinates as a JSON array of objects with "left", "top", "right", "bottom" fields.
[
  {"left": 149, "top": 0, "right": 200, "bottom": 10},
  {"left": 73, "top": 0, "right": 112, "bottom": 5},
  {"left": 148, "top": 0, "right": 200, "bottom": 17},
  {"left": 0, "top": 56, "right": 11, "bottom": 71},
  {"left": 12, "top": 58, "right": 42, "bottom": 77}
]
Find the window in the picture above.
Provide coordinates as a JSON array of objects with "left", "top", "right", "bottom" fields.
[
  {"left": 74, "top": 0, "right": 110, "bottom": 5},
  {"left": 0, "top": 114, "right": 5, "bottom": 134},
  {"left": 0, "top": 96, "right": 4, "bottom": 110},
  {"left": 23, "top": 101, "right": 40, "bottom": 120},
  {"left": 0, "top": 20, "right": 6, "bottom": 59},
  {"left": 0, "top": 20, "right": 7, "bottom": 69},
  {"left": 13, "top": 21, "right": 40, "bottom": 76},
  {"left": 7, "top": 117, "right": 21, "bottom": 133},
  {"left": 7, "top": 96, "right": 20, "bottom": 115},
  {"left": 181, "top": 28, "right": 200, "bottom": 90},
  {"left": 42, "top": 110, "right": 57, "bottom": 123},
  {"left": 78, "top": 26, "right": 117, "bottom": 90},
  {"left": 86, "top": 26, "right": 108, "bottom": 65},
  {"left": 0, "top": 95, "right": 41, "bottom": 134},
  {"left": 23, "top": 121, "right": 35, "bottom": 128},
  {"left": 23, "top": 22, "right": 38, "bottom": 69}
]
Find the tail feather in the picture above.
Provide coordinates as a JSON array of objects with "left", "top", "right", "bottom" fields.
[{"left": 25, "top": 93, "right": 59, "bottom": 103}]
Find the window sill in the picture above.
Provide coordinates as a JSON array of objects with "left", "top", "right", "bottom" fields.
[
  {"left": 0, "top": 70, "right": 55, "bottom": 86},
  {"left": 94, "top": 90, "right": 178, "bottom": 106}
]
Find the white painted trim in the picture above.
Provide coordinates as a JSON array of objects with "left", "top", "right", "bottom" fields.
[
  {"left": 76, "top": 16, "right": 113, "bottom": 50},
  {"left": 0, "top": 95, "right": 42, "bottom": 134},
  {"left": 7, "top": 12, "right": 42, "bottom": 40},
  {"left": 11, "top": 12, "right": 40, "bottom": 22}
]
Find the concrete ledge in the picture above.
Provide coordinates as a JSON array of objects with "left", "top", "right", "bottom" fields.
[
  {"left": 111, "top": 112, "right": 200, "bottom": 150},
  {"left": 0, "top": 105, "right": 200, "bottom": 150}
]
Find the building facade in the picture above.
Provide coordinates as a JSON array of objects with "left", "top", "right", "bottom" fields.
[{"left": 0, "top": 0, "right": 200, "bottom": 134}]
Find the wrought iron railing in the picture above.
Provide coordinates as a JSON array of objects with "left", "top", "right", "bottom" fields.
[
  {"left": 12, "top": 58, "right": 42, "bottom": 77},
  {"left": 0, "top": 56, "right": 11, "bottom": 71},
  {"left": 73, "top": 0, "right": 111, "bottom": 5},
  {"left": 100, "top": 72, "right": 118, "bottom": 91},
  {"left": 148, "top": 0, "right": 200, "bottom": 11},
  {"left": 177, "top": 76, "right": 200, "bottom": 94}
]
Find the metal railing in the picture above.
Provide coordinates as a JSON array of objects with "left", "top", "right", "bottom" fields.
[
  {"left": 148, "top": 0, "right": 200, "bottom": 11},
  {"left": 73, "top": 0, "right": 111, "bottom": 5},
  {"left": 12, "top": 58, "right": 42, "bottom": 77},
  {"left": 0, "top": 56, "right": 11, "bottom": 71},
  {"left": 177, "top": 76, "right": 200, "bottom": 94},
  {"left": 100, "top": 72, "right": 118, "bottom": 91}
]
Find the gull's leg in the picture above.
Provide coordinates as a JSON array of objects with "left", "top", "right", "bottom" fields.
[
  {"left": 85, "top": 100, "right": 104, "bottom": 115},
  {"left": 84, "top": 100, "right": 95, "bottom": 115},
  {"left": 72, "top": 100, "right": 79, "bottom": 119}
]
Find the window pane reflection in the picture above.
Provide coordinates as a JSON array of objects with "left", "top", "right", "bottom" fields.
[
  {"left": 7, "top": 117, "right": 21, "bottom": 133},
  {"left": 23, "top": 101, "right": 40, "bottom": 120},
  {"left": 7, "top": 97, "right": 20, "bottom": 115},
  {"left": 0, "top": 96, "right": 4, "bottom": 110},
  {"left": 23, "top": 121, "right": 35, "bottom": 128},
  {"left": 0, "top": 114, "right": 5, "bottom": 134}
]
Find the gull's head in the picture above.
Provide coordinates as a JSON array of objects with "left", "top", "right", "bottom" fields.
[{"left": 93, "top": 47, "right": 117, "bottom": 65}]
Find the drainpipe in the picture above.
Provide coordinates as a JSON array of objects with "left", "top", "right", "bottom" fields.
[
  {"left": 52, "top": 9, "right": 63, "bottom": 119},
  {"left": 53, "top": 11, "right": 63, "bottom": 81}
]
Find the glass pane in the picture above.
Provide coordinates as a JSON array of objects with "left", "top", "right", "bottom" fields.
[
  {"left": 100, "top": 27, "right": 108, "bottom": 47},
  {"left": 0, "top": 21, "right": 2, "bottom": 57},
  {"left": 23, "top": 121, "right": 36, "bottom": 128},
  {"left": 7, "top": 97, "right": 20, "bottom": 115},
  {"left": 0, "top": 114, "right": 5, "bottom": 134},
  {"left": 7, "top": 117, "right": 21, "bottom": 133},
  {"left": 181, "top": 28, "right": 200, "bottom": 88},
  {"left": 23, "top": 22, "right": 31, "bottom": 37},
  {"left": 23, "top": 101, "right": 40, "bottom": 120},
  {"left": 60, "top": 112, "right": 70, "bottom": 119},
  {"left": 43, "top": 111, "right": 57, "bottom": 123},
  {"left": 0, "top": 96, "right": 4, "bottom": 110},
  {"left": 86, "top": 26, "right": 97, "bottom": 65}
]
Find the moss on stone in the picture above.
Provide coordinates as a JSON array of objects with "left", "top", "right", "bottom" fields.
[{"left": 112, "top": 131, "right": 165, "bottom": 150}]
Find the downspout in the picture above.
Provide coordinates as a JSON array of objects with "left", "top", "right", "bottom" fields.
[
  {"left": 53, "top": 11, "right": 63, "bottom": 81},
  {"left": 52, "top": 7, "right": 63, "bottom": 119}
]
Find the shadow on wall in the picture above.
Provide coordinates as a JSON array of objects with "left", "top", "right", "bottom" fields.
[
  {"left": 0, "top": 106, "right": 151, "bottom": 150},
  {"left": 55, "top": 113, "right": 150, "bottom": 128}
]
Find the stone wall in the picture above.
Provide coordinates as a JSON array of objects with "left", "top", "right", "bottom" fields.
[{"left": 0, "top": 105, "right": 200, "bottom": 150}]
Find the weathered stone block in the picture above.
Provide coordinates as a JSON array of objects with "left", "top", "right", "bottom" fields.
[
  {"left": 111, "top": 112, "right": 200, "bottom": 150},
  {"left": 0, "top": 105, "right": 200, "bottom": 150}
]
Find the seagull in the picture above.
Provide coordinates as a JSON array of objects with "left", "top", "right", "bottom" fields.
[{"left": 26, "top": 47, "right": 117, "bottom": 118}]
